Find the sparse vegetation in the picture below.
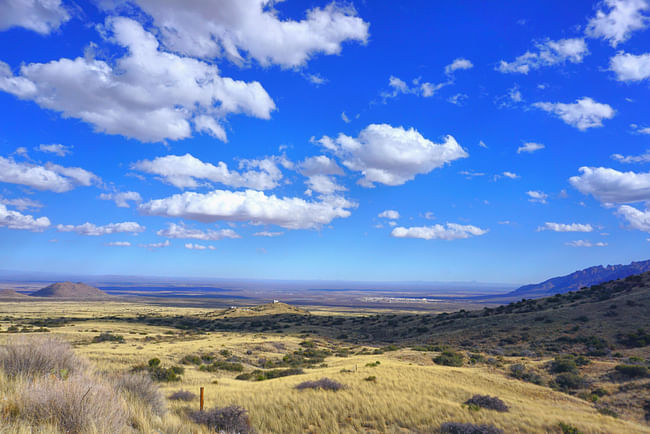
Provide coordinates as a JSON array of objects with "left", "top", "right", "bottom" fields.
[
  {"left": 295, "top": 378, "right": 345, "bottom": 391},
  {"left": 189, "top": 405, "right": 254, "bottom": 434},
  {"left": 92, "top": 331, "right": 125, "bottom": 344},
  {"left": 434, "top": 350, "right": 465, "bottom": 367},
  {"left": 168, "top": 389, "right": 196, "bottom": 401},
  {"left": 440, "top": 421, "right": 504, "bottom": 434},
  {"left": 463, "top": 395, "right": 508, "bottom": 412},
  {"left": 133, "top": 358, "right": 184, "bottom": 382},
  {"left": 614, "top": 364, "right": 648, "bottom": 379}
]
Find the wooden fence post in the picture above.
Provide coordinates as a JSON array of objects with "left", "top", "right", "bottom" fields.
[{"left": 200, "top": 387, "right": 204, "bottom": 411}]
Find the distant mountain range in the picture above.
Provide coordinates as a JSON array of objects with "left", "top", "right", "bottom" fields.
[{"left": 503, "top": 259, "right": 650, "bottom": 299}]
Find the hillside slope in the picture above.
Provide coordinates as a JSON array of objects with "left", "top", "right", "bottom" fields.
[{"left": 30, "top": 282, "right": 109, "bottom": 299}]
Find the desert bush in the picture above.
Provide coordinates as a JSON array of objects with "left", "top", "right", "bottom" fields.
[
  {"left": 440, "top": 421, "right": 504, "bottom": 434},
  {"left": 464, "top": 395, "right": 508, "bottom": 412},
  {"left": 16, "top": 374, "right": 128, "bottom": 433},
  {"left": 509, "top": 364, "right": 544, "bottom": 385},
  {"left": 189, "top": 405, "right": 254, "bottom": 434},
  {"left": 618, "top": 328, "right": 650, "bottom": 348},
  {"left": 295, "top": 378, "right": 345, "bottom": 391},
  {"left": 0, "top": 336, "right": 87, "bottom": 379},
  {"left": 614, "top": 364, "right": 648, "bottom": 378},
  {"left": 365, "top": 361, "right": 381, "bottom": 367},
  {"left": 113, "top": 371, "right": 166, "bottom": 416},
  {"left": 168, "top": 390, "right": 196, "bottom": 401},
  {"left": 433, "top": 350, "right": 464, "bottom": 367},
  {"left": 552, "top": 372, "right": 585, "bottom": 391},
  {"left": 92, "top": 332, "right": 125, "bottom": 344},
  {"left": 180, "top": 354, "right": 202, "bottom": 365},
  {"left": 199, "top": 360, "right": 244, "bottom": 372},
  {"left": 364, "top": 375, "right": 377, "bottom": 382},
  {"left": 133, "top": 358, "right": 184, "bottom": 382},
  {"left": 558, "top": 422, "right": 582, "bottom": 433},
  {"left": 549, "top": 355, "right": 578, "bottom": 373}
]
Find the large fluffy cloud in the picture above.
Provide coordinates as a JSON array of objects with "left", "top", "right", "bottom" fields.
[
  {"left": 56, "top": 221, "right": 145, "bottom": 236},
  {"left": 569, "top": 166, "right": 650, "bottom": 203},
  {"left": 533, "top": 97, "right": 615, "bottom": 130},
  {"left": 0, "top": 0, "right": 69, "bottom": 34},
  {"left": 157, "top": 222, "right": 240, "bottom": 240},
  {"left": 586, "top": 0, "right": 649, "bottom": 47},
  {"left": 0, "top": 203, "right": 50, "bottom": 231},
  {"left": 391, "top": 223, "right": 487, "bottom": 240},
  {"left": 610, "top": 51, "right": 650, "bottom": 81},
  {"left": 139, "top": 189, "right": 355, "bottom": 230},
  {"left": 0, "top": 156, "right": 98, "bottom": 192},
  {"left": 102, "top": 0, "right": 369, "bottom": 68},
  {"left": 496, "top": 38, "right": 588, "bottom": 74},
  {"left": 537, "top": 222, "right": 593, "bottom": 232},
  {"left": 0, "top": 17, "right": 275, "bottom": 143},
  {"left": 316, "top": 124, "right": 467, "bottom": 187},
  {"left": 132, "top": 153, "right": 286, "bottom": 190}
]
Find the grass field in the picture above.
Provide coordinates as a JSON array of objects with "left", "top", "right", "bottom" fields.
[{"left": 1, "top": 299, "right": 648, "bottom": 433}]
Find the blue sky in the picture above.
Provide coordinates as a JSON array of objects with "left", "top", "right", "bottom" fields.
[{"left": 0, "top": 0, "right": 649, "bottom": 284}]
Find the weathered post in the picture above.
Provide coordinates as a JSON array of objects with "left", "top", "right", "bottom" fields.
[{"left": 200, "top": 387, "right": 204, "bottom": 411}]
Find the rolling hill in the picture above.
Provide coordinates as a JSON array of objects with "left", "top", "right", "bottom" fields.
[{"left": 30, "top": 282, "right": 110, "bottom": 299}]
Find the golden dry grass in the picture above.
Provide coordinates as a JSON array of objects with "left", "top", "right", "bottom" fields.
[{"left": 0, "top": 300, "right": 648, "bottom": 433}]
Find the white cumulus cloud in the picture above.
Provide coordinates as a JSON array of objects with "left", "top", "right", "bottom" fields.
[
  {"left": 565, "top": 240, "right": 608, "bottom": 247},
  {"left": 316, "top": 124, "right": 468, "bottom": 187},
  {"left": 139, "top": 189, "right": 356, "bottom": 230},
  {"left": 36, "top": 144, "right": 72, "bottom": 156},
  {"left": 610, "top": 51, "right": 650, "bottom": 81},
  {"left": 612, "top": 150, "right": 650, "bottom": 163},
  {"left": 497, "top": 38, "right": 589, "bottom": 74},
  {"left": 537, "top": 222, "right": 594, "bottom": 232},
  {"left": 0, "top": 156, "right": 99, "bottom": 192},
  {"left": 184, "top": 243, "right": 215, "bottom": 250},
  {"left": 132, "top": 153, "right": 285, "bottom": 190},
  {"left": 391, "top": 223, "right": 487, "bottom": 240},
  {"left": 527, "top": 190, "right": 549, "bottom": 204},
  {"left": 0, "top": 203, "right": 50, "bottom": 231},
  {"left": 378, "top": 210, "right": 400, "bottom": 220},
  {"left": 617, "top": 205, "right": 650, "bottom": 231},
  {"left": 99, "top": 191, "right": 142, "bottom": 208},
  {"left": 517, "top": 142, "right": 545, "bottom": 154},
  {"left": 0, "top": 0, "right": 69, "bottom": 34},
  {"left": 0, "top": 17, "right": 276, "bottom": 143},
  {"left": 533, "top": 97, "right": 615, "bottom": 130},
  {"left": 585, "top": 0, "right": 649, "bottom": 47},
  {"left": 106, "top": 241, "right": 131, "bottom": 247},
  {"left": 56, "top": 221, "right": 145, "bottom": 236},
  {"left": 445, "top": 58, "right": 473, "bottom": 75},
  {"left": 157, "top": 222, "right": 240, "bottom": 240},
  {"left": 102, "top": 0, "right": 369, "bottom": 68},
  {"left": 569, "top": 166, "right": 650, "bottom": 204}
]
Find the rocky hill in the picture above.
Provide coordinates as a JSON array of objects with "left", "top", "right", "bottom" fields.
[{"left": 30, "top": 282, "right": 110, "bottom": 299}]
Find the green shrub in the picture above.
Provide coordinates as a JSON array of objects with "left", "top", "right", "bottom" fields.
[
  {"left": 552, "top": 372, "right": 585, "bottom": 391},
  {"left": 133, "top": 358, "right": 184, "bottom": 382},
  {"left": 433, "top": 350, "right": 464, "bottom": 367},
  {"left": 199, "top": 360, "right": 244, "bottom": 372},
  {"left": 364, "top": 375, "right": 377, "bottom": 382},
  {"left": 365, "top": 361, "right": 381, "bottom": 367},
  {"left": 91, "top": 332, "right": 125, "bottom": 344},
  {"left": 509, "top": 364, "right": 544, "bottom": 385},
  {"left": 614, "top": 364, "right": 648, "bottom": 378},
  {"left": 558, "top": 422, "right": 582, "bottom": 434},
  {"left": 549, "top": 355, "right": 578, "bottom": 373}
]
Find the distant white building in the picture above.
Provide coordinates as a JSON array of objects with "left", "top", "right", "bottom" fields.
[{"left": 273, "top": 299, "right": 279, "bottom": 304}]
